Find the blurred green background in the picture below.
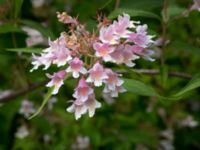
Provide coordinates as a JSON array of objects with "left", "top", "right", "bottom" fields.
[{"left": 0, "top": 0, "right": 200, "bottom": 149}]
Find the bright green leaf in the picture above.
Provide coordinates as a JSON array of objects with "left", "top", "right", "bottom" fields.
[
  {"left": 124, "top": 75, "right": 200, "bottom": 101},
  {"left": 7, "top": 48, "right": 43, "bottom": 53},
  {"left": 173, "top": 74, "right": 200, "bottom": 98},
  {"left": 123, "top": 78, "right": 158, "bottom": 97},
  {"left": 28, "top": 87, "right": 53, "bottom": 120}
]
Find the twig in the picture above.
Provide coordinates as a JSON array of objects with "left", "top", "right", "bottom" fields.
[
  {"left": 160, "top": 0, "right": 168, "bottom": 67},
  {"left": 134, "top": 69, "right": 192, "bottom": 79},
  {"left": 0, "top": 81, "right": 48, "bottom": 103},
  {"left": 115, "top": 0, "right": 120, "bottom": 10}
]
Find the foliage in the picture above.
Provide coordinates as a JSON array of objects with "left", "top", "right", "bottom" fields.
[{"left": 0, "top": 0, "right": 200, "bottom": 149}]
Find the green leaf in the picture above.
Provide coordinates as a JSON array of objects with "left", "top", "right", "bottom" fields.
[
  {"left": 0, "top": 24, "right": 23, "bottom": 34},
  {"left": 14, "top": 0, "right": 24, "bottom": 19},
  {"left": 120, "top": 0, "right": 163, "bottom": 11},
  {"left": 123, "top": 78, "right": 158, "bottom": 97},
  {"left": 167, "top": 5, "right": 185, "bottom": 18},
  {"left": 123, "top": 75, "right": 200, "bottom": 101},
  {"left": 173, "top": 74, "right": 200, "bottom": 98},
  {"left": 7, "top": 48, "right": 43, "bottom": 53},
  {"left": 108, "top": 8, "right": 161, "bottom": 20},
  {"left": 21, "top": 20, "right": 55, "bottom": 39},
  {"left": 28, "top": 87, "right": 53, "bottom": 120}
]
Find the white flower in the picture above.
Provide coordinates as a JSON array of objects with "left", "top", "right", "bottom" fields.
[
  {"left": 15, "top": 125, "right": 29, "bottom": 139},
  {"left": 19, "top": 100, "right": 36, "bottom": 118}
]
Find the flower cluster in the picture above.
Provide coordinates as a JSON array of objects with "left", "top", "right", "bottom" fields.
[{"left": 31, "top": 13, "right": 154, "bottom": 119}]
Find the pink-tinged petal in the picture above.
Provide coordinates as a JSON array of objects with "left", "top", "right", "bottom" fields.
[
  {"left": 128, "top": 25, "right": 154, "bottom": 48},
  {"left": 72, "top": 71, "right": 80, "bottom": 78},
  {"left": 67, "top": 94, "right": 101, "bottom": 120},
  {"left": 46, "top": 70, "right": 66, "bottom": 95},
  {"left": 66, "top": 57, "right": 87, "bottom": 78},
  {"left": 86, "top": 62, "right": 108, "bottom": 87},
  {"left": 80, "top": 67, "right": 87, "bottom": 74},
  {"left": 110, "top": 45, "right": 124, "bottom": 64},
  {"left": 85, "top": 95, "right": 101, "bottom": 117},
  {"left": 53, "top": 47, "right": 72, "bottom": 66},
  {"left": 112, "top": 13, "right": 136, "bottom": 38},
  {"left": 73, "top": 78, "right": 94, "bottom": 102},
  {"left": 93, "top": 42, "right": 115, "bottom": 61},
  {"left": 123, "top": 45, "right": 139, "bottom": 67},
  {"left": 99, "top": 25, "right": 119, "bottom": 44},
  {"left": 130, "top": 45, "right": 144, "bottom": 54}
]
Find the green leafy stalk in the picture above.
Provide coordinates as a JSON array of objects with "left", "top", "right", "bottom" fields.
[{"left": 28, "top": 87, "right": 53, "bottom": 120}]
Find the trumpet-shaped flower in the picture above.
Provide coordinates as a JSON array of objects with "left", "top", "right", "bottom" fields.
[
  {"left": 93, "top": 42, "right": 115, "bottom": 61},
  {"left": 73, "top": 78, "right": 93, "bottom": 102},
  {"left": 86, "top": 62, "right": 108, "bottom": 87},
  {"left": 67, "top": 94, "right": 101, "bottom": 120},
  {"left": 103, "top": 69, "right": 126, "bottom": 97},
  {"left": 128, "top": 24, "right": 153, "bottom": 48},
  {"left": 110, "top": 45, "right": 139, "bottom": 67},
  {"left": 104, "top": 85, "right": 126, "bottom": 97},
  {"left": 104, "top": 69, "right": 123, "bottom": 91},
  {"left": 66, "top": 57, "right": 87, "bottom": 78},
  {"left": 113, "top": 13, "right": 136, "bottom": 38},
  {"left": 46, "top": 70, "right": 67, "bottom": 94},
  {"left": 99, "top": 25, "right": 119, "bottom": 45}
]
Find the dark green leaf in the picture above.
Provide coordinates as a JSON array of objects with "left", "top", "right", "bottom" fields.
[
  {"left": 108, "top": 8, "right": 161, "bottom": 20},
  {"left": 168, "top": 41, "right": 200, "bottom": 55},
  {"left": 21, "top": 20, "right": 55, "bottom": 39},
  {"left": 0, "top": 24, "right": 23, "bottom": 34},
  {"left": 14, "top": 0, "right": 24, "bottom": 19},
  {"left": 167, "top": 5, "right": 185, "bottom": 18}
]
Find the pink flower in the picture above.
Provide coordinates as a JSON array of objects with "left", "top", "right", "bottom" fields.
[
  {"left": 110, "top": 45, "right": 139, "bottom": 67},
  {"left": 67, "top": 94, "right": 101, "bottom": 120},
  {"left": 128, "top": 24, "right": 153, "bottom": 48},
  {"left": 50, "top": 35, "right": 72, "bottom": 66},
  {"left": 30, "top": 52, "right": 55, "bottom": 72},
  {"left": 73, "top": 78, "right": 93, "bottom": 102},
  {"left": 122, "top": 44, "right": 139, "bottom": 67},
  {"left": 19, "top": 100, "right": 36, "bottom": 118},
  {"left": 104, "top": 69, "right": 123, "bottom": 91},
  {"left": 130, "top": 45, "right": 155, "bottom": 61},
  {"left": 103, "top": 69, "right": 126, "bottom": 97},
  {"left": 113, "top": 13, "right": 136, "bottom": 38},
  {"left": 104, "top": 85, "right": 126, "bottom": 97},
  {"left": 46, "top": 70, "right": 67, "bottom": 94},
  {"left": 99, "top": 25, "right": 119, "bottom": 45},
  {"left": 93, "top": 42, "right": 115, "bottom": 61},
  {"left": 110, "top": 45, "right": 124, "bottom": 64},
  {"left": 52, "top": 47, "right": 72, "bottom": 67},
  {"left": 191, "top": 0, "right": 200, "bottom": 12},
  {"left": 86, "top": 62, "right": 108, "bottom": 87},
  {"left": 66, "top": 57, "right": 87, "bottom": 78}
]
